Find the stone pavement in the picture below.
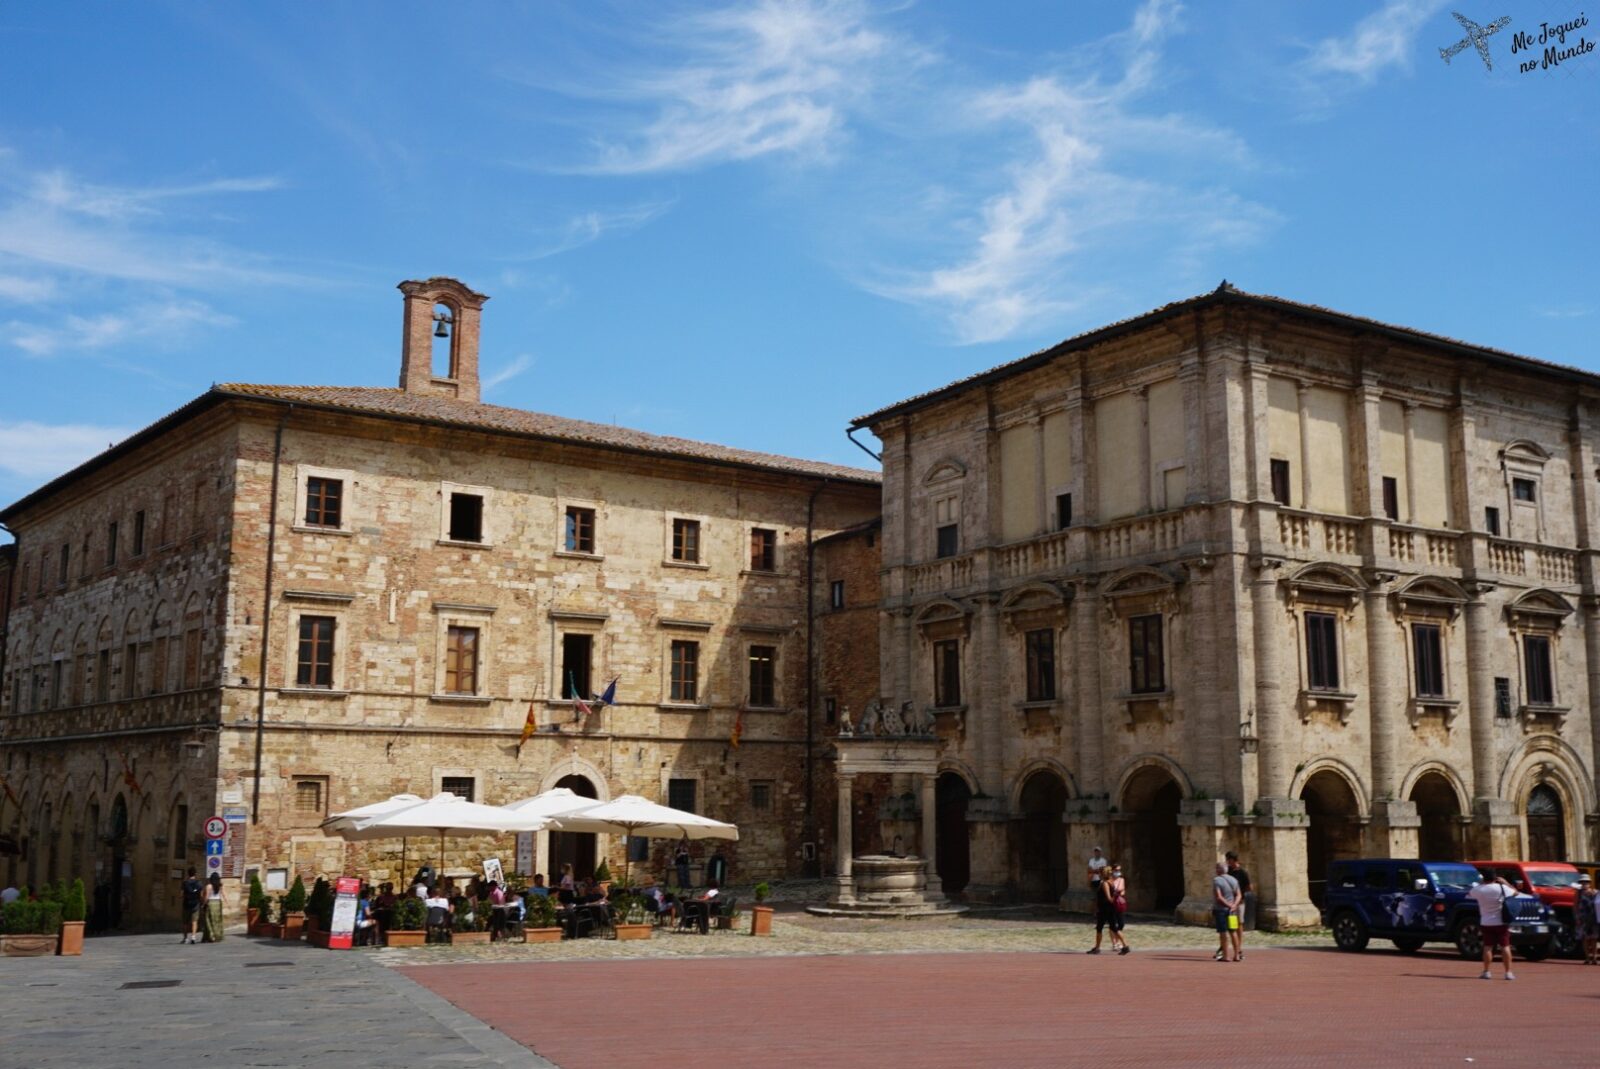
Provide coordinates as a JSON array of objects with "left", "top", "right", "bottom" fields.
[{"left": 0, "top": 931, "right": 545, "bottom": 1069}]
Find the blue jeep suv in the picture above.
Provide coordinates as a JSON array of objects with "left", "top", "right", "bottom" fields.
[{"left": 1322, "top": 858, "right": 1556, "bottom": 959}]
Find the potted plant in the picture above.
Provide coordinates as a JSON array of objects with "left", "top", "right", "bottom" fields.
[
  {"left": 715, "top": 895, "right": 741, "bottom": 932},
  {"left": 750, "top": 881, "right": 773, "bottom": 937},
  {"left": 523, "top": 891, "right": 562, "bottom": 943},
  {"left": 304, "top": 878, "right": 334, "bottom": 947},
  {"left": 58, "top": 878, "right": 87, "bottom": 955},
  {"left": 252, "top": 894, "right": 276, "bottom": 937},
  {"left": 385, "top": 896, "right": 427, "bottom": 947},
  {"left": 451, "top": 906, "right": 491, "bottom": 945},
  {"left": 247, "top": 874, "right": 267, "bottom": 933},
  {"left": 2, "top": 896, "right": 63, "bottom": 957},
  {"left": 592, "top": 859, "right": 612, "bottom": 894},
  {"left": 611, "top": 890, "right": 652, "bottom": 941},
  {"left": 280, "top": 876, "right": 307, "bottom": 941}
]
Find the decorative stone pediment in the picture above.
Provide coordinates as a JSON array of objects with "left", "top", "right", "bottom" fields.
[
  {"left": 1505, "top": 588, "right": 1574, "bottom": 630},
  {"left": 1285, "top": 562, "right": 1366, "bottom": 613},
  {"left": 914, "top": 596, "right": 970, "bottom": 639},
  {"left": 1392, "top": 575, "right": 1469, "bottom": 622},
  {"left": 923, "top": 457, "right": 967, "bottom": 485},
  {"left": 1000, "top": 582, "right": 1071, "bottom": 630},
  {"left": 1101, "top": 566, "right": 1181, "bottom": 620},
  {"left": 1501, "top": 439, "right": 1551, "bottom": 464}
]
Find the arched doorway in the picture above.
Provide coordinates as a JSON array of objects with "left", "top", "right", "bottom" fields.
[
  {"left": 1120, "top": 767, "right": 1184, "bottom": 912},
  {"left": 935, "top": 772, "right": 971, "bottom": 894},
  {"left": 1016, "top": 771, "right": 1069, "bottom": 902},
  {"left": 1410, "top": 772, "right": 1463, "bottom": 861},
  {"left": 1301, "top": 771, "right": 1363, "bottom": 908},
  {"left": 548, "top": 775, "right": 599, "bottom": 880},
  {"left": 1526, "top": 784, "right": 1566, "bottom": 861},
  {"left": 108, "top": 795, "right": 129, "bottom": 929}
]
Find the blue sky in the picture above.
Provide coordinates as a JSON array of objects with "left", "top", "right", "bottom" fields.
[{"left": 0, "top": 1, "right": 1594, "bottom": 513}]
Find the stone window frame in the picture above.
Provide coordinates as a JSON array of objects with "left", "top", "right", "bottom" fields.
[
  {"left": 1392, "top": 578, "right": 1466, "bottom": 729},
  {"left": 663, "top": 511, "right": 710, "bottom": 570},
  {"left": 743, "top": 523, "right": 781, "bottom": 575},
  {"left": 286, "top": 775, "right": 330, "bottom": 827},
  {"left": 924, "top": 457, "right": 966, "bottom": 562},
  {"left": 555, "top": 496, "right": 604, "bottom": 560},
  {"left": 293, "top": 464, "right": 356, "bottom": 536},
  {"left": 1000, "top": 584, "right": 1071, "bottom": 716},
  {"left": 1499, "top": 440, "right": 1550, "bottom": 543},
  {"left": 438, "top": 480, "right": 494, "bottom": 548},
  {"left": 430, "top": 602, "right": 495, "bottom": 703},
  {"left": 1285, "top": 566, "right": 1364, "bottom": 724},
  {"left": 1101, "top": 569, "right": 1181, "bottom": 724},
  {"left": 280, "top": 591, "right": 355, "bottom": 696},
  {"left": 433, "top": 768, "right": 483, "bottom": 803},
  {"left": 657, "top": 618, "right": 712, "bottom": 709},
  {"left": 915, "top": 599, "right": 971, "bottom": 723},
  {"left": 739, "top": 626, "right": 789, "bottom": 711},
  {"left": 1504, "top": 589, "right": 1573, "bottom": 731},
  {"left": 550, "top": 609, "right": 608, "bottom": 706}
]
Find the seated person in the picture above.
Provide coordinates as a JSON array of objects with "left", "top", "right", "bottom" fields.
[
  {"left": 508, "top": 891, "right": 526, "bottom": 924},
  {"left": 641, "top": 880, "right": 676, "bottom": 923},
  {"left": 424, "top": 886, "right": 453, "bottom": 941},
  {"left": 576, "top": 879, "right": 607, "bottom": 905},
  {"left": 528, "top": 874, "right": 551, "bottom": 897},
  {"left": 683, "top": 880, "right": 720, "bottom": 934}
]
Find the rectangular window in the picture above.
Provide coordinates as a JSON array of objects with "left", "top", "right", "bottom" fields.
[
  {"left": 444, "top": 626, "right": 480, "bottom": 695},
  {"left": 441, "top": 776, "right": 475, "bottom": 803},
  {"left": 824, "top": 696, "right": 837, "bottom": 726},
  {"left": 748, "top": 645, "right": 777, "bottom": 707},
  {"left": 1523, "top": 635, "right": 1554, "bottom": 704},
  {"left": 750, "top": 527, "right": 776, "bottom": 571},
  {"left": 172, "top": 804, "right": 188, "bottom": 859},
  {"left": 1128, "top": 614, "right": 1165, "bottom": 694},
  {"left": 191, "top": 481, "right": 205, "bottom": 538},
  {"left": 1056, "top": 492, "right": 1073, "bottom": 530},
  {"left": 935, "top": 524, "right": 959, "bottom": 559},
  {"left": 751, "top": 781, "right": 773, "bottom": 812},
  {"left": 305, "top": 477, "right": 343, "bottom": 528},
  {"left": 58, "top": 544, "right": 69, "bottom": 587},
  {"left": 1270, "top": 459, "right": 1291, "bottom": 505},
  {"left": 183, "top": 629, "right": 201, "bottom": 689},
  {"left": 80, "top": 536, "right": 90, "bottom": 579},
  {"left": 132, "top": 509, "right": 146, "bottom": 556},
  {"left": 1381, "top": 477, "right": 1399, "bottom": 521},
  {"left": 293, "top": 779, "right": 324, "bottom": 816},
  {"left": 564, "top": 506, "right": 595, "bottom": 553},
  {"left": 124, "top": 642, "right": 139, "bottom": 699},
  {"left": 933, "top": 639, "right": 962, "bottom": 707},
  {"left": 151, "top": 637, "right": 167, "bottom": 695},
  {"left": 1024, "top": 628, "right": 1056, "bottom": 702},
  {"left": 667, "top": 778, "right": 697, "bottom": 814},
  {"left": 96, "top": 649, "right": 110, "bottom": 703},
  {"left": 1412, "top": 623, "right": 1444, "bottom": 698},
  {"left": 161, "top": 493, "right": 176, "bottom": 546},
  {"left": 295, "top": 616, "right": 337, "bottom": 689},
  {"left": 1485, "top": 507, "right": 1501, "bottom": 536},
  {"left": 448, "top": 493, "right": 484, "bottom": 543},
  {"left": 1305, "top": 612, "right": 1340, "bottom": 690},
  {"left": 1494, "top": 676, "right": 1512, "bottom": 718},
  {"left": 106, "top": 521, "right": 118, "bottom": 566},
  {"left": 671, "top": 518, "right": 701, "bottom": 563},
  {"left": 670, "top": 640, "right": 699, "bottom": 703},
  {"left": 1512, "top": 478, "right": 1537, "bottom": 503},
  {"left": 830, "top": 580, "right": 845, "bottom": 610},
  {"left": 50, "top": 660, "right": 63, "bottom": 708},
  {"left": 562, "top": 633, "right": 593, "bottom": 700}
]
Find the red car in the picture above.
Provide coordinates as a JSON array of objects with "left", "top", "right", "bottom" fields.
[{"left": 1471, "top": 860, "right": 1584, "bottom": 957}]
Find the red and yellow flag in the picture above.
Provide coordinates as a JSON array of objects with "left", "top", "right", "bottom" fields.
[
  {"left": 120, "top": 753, "right": 143, "bottom": 795},
  {"left": 729, "top": 710, "right": 744, "bottom": 748},
  {"left": 517, "top": 700, "right": 538, "bottom": 750}
]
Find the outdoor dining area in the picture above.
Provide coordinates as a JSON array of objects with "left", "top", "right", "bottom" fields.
[{"left": 265, "top": 788, "right": 746, "bottom": 948}]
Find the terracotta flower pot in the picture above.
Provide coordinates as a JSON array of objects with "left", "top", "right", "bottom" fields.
[
  {"left": 58, "top": 921, "right": 86, "bottom": 956},
  {"left": 306, "top": 929, "right": 332, "bottom": 949},
  {"left": 524, "top": 927, "right": 563, "bottom": 944},
  {"left": 749, "top": 905, "right": 774, "bottom": 937},
  {"left": 280, "top": 912, "right": 305, "bottom": 941},
  {"left": 614, "top": 923, "right": 652, "bottom": 941},
  {"left": 2, "top": 934, "right": 59, "bottom": 957},
  {"left": 247, "top": 908, "right": 260, "bottom": 929},
  {"left": 451, "top": 931, "right": 491, "bottom": 945},
  {"left": 384, "top": 929, "right": 427, "bottom": 947}
]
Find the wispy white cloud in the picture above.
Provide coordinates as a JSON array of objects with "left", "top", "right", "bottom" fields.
[
  {"left": 875, "top": 0, "right": 1273, "bottom": 343},
  {"left": 25, "top": 171, "right": 283, "bottom": 220},
  {"left": 1535, "top": 305, "right": 1593, "bottom": 319},
  {"left": 1306, "top": 0, "right": 1448, "bottom": 83},
  {"left": 514, "top": 201, "right": 673, "bottom": 260},
  {"left": 482, "top": 353, "right": 535, "bottom": 393},
  {"left": 573, "top": 0, "right": 909, "bottom": 174},
  {"left": 8, "top": 300, "right": 234, "bottom": 357},
  {"left": 0, "top": 420, "right": 134, "bottom": 480},
  {"left": 0, "top": 274, "right": 55, "bottom": 303}
]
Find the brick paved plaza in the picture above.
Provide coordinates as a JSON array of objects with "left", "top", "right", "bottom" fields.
[{"left": 3, "top": 913, "right": 1596, "bottom": 1068}]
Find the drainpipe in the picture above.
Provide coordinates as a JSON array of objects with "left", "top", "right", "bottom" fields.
[
  {"left": 846, "top": 426, "right": 881, "bottom": 464},
  {"left": 251, "top": 406, "right": 292, "bottom": 825},
  {"left": 803, "top": 478, "right": 830, "bottom": 877}
]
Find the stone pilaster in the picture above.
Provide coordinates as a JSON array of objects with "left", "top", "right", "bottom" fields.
[
  {"left": 1464, "top": 590, "right": 1496, "bottom": 800},
  {"left": 918, "top": 772, "right": 942, "bottom": 896},
  {"left": 1250, "top": 559, "right": 1288, "bottom": 799},
  {"left": 1367, "top": 798, "right": 1420, "bottom": 858},
  {"left": 1364, "top": 574, "right": 1399, "bottom": 801},
  {"left": 1072, "top": 580, "right": 1104, "bottom": 795},
  {"left": 834, "top": 773, "right": 855, "bottom": 904},
  {"left": 963, "top": 795, "right": 1010, "bottom": 902},
  {"left": 1176, "top": 799, "right": 1229, "bottom": 925},
  {"left": 1251, "top": 798, "right": 1321, "bottom": 930},
  {"left": 1470, "top": 797, "right": 1522, "bottom": 859},
  {"left": 1061, "top": 797, "right": 1109, "bottom": 914}
]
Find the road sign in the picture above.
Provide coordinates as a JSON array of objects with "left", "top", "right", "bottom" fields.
[
  {"left": 204, "top": 839, "right": 225, "bottom": 857},
  {"left": 205, "top": 855, "right": 223, "bottom": 874},
  {"left": 204, "top": 815, "right": 227, "bottom": 839}
]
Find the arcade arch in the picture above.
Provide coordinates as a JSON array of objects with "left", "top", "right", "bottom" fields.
[
  {"left": 1299, "top": 768, "right": 1363, "bottom": 908},
  {"left": 1015, "top": 768, "right": 1070, "bottom": 902},
  {"left": 1117, "top": 763, "right": 1184, "bottom": 912}
]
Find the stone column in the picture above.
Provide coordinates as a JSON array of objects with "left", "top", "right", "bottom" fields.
[
  {"left": 1402, "top": 401, "right": 1418, "bottom": 523},
  {"left": 1585, "top": 598, "right": 1600, "bottom": 820},
  {"left": 834, "top": 774, "right": 855, "bottom": 903},
  {"left": 976, "top": 595, "right": 1004, "bottom": 797},
  {"left": 1364, "top": 577, "right": 1399, "bottom": 801},
  {"left": 1252, "top": 798, "right": 1320, "bottom": 930},
  {"left": 1296, "top": 381, "right": 1312, "bottom": 508},
  {"left": 918, "top": 772, "right": 941, "bottom": 896},
  {"left": 1250, "top": 560, "right": 1287, "bottom": 799},
  {"left": 1136, "top": 385, "right": 1152, "bottom": 513},
  {"left": 1061, "top": 798, "right": 1108, "bottom": 915},
  {"left": 1176, "top": 799, "right": 1230, "bottom": 925},
  {"left": 1464, "top": 591, "right": 1496, "bottom": 799},
  {"left": 1072, "top": 580, "right": 1104, "bottom": 795}
]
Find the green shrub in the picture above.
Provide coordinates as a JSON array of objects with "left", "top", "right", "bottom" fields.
[
  {"left": 63, "top": 879, "right": 87, "bottom": 923},
  {"left": 307, "top": 878, "right": 333, "bottom": 927},
  {"left": 525, "top": 892, "right": 557, "bottom": 929},
  {"left": 392, "top": 896, "right": 426, "bottom": 931},
  {"left": 283, "top": 875, "right": 307, "bottom": 914},
  {"left": 753, "top": 881, "right": 771, "bottom": 903},
  {"left": 248, "top": 874, "right": 267, "bottom": 913},
  {"left": 592, "top": 859, "right": 611, "bottom": 883},
  {"left": 1, "top": 899, "right": 62, "bottom": 935}
]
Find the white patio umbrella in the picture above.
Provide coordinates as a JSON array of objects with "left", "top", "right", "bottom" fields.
[
  {"left": 500, "top": 787, "right": 617, "bottom": 834},
  {"left": 346, "top": 792, "right": 551, "bottom": 877},
  {"left": 321, "top": 792, "right": 426, "bottom": 883},
  {"left": 568, "top": 793, "right": 739, "bottom": 883}
]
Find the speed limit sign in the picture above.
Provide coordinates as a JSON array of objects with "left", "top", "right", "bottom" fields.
[{"left": 204, "top": 815, "right": 228, "bottom": 839}]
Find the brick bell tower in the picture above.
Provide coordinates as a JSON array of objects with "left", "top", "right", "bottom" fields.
[{"left": 398, "top": 277, "right": 489, "bottom": 403}]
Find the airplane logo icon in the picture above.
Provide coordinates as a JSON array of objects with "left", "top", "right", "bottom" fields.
[{"left": 1439, "top": 11, "right": 1512, "bottom": 70}]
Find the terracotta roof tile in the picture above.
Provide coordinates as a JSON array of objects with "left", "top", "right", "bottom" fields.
[{"left": 215, "top": 383, "right": 880, "bottom": 484}]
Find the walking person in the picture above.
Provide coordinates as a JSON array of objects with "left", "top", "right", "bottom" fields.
[
  {"left": 1572, "top": 874, "right": 1596, "bottom": 964},
  {"left": 1086, "top": 845, "right": 1107, "bottom": 899},
  {"left": 1223, "top": 851, "right": 1253, "bottom": 959},
  {"left": 180, "top": 867, "right": 202, "bottom": 944},
  {"left": 1212, "top": 862, "right": 1241, "bottom": 962},
  {"left": 1468, "top": 873, "right": 1518, "bottom": 980},
  {"left": 200, "top": 873, "right": 225, "bottom": 943},
  {"left": 1105, "top": 863, "right": 1130, "bottom": 955}
]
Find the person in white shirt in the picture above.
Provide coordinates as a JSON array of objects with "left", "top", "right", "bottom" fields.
[
  {"left": 1467, "top": 874, "right": 1519, "bottom": 980},
  {"left": 423, "top": 887, "right": 453, "bottom": 943},
  {"left": 1087, "top": 847, "right": 1107, "bottom": 894}
]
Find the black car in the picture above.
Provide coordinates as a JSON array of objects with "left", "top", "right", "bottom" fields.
[{"left": 1321, "top": 858, "right": 1556, "bottom": 959}]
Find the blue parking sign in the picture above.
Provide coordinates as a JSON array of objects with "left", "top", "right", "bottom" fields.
[{"left": 204, "top": 839, "right": 225, "bottom": 857}]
